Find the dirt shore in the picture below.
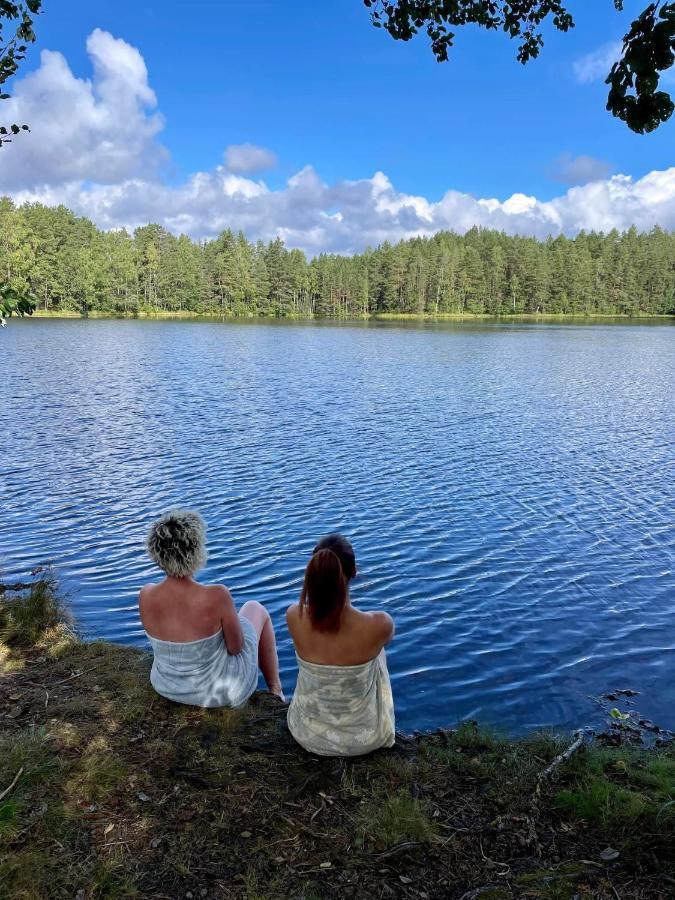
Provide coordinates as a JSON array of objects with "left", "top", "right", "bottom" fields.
[{"left": 1, "top": 579, "right": 673, "bottom": 899}]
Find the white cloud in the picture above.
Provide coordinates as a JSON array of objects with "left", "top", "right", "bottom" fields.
[
  {"left": 224, "top": 143, "right": 278, "bottom": 174},
  {"left": 2, "top": 30, "right": 675, "bottom": 256},
  {"left": 550, "top": 154, "right": 615, "bottom": 186},
  {"left": 573, "top": 41, "right": 622, "bottom": 84},
  {"left": 0, "top": 29, "right": 165, "bottom": 191},
  {"left": 11, "top": 165, "right": 675, "bottom": 256}
]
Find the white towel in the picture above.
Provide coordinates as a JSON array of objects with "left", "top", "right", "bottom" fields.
[
  {"left": 287, "top": 649, "right": 395, "bottom": 756},
  {"left": 146, "top": 615, "right": 259, "bottom": 709}
]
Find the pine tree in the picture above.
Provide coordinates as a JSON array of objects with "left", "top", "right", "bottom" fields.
[{"left": 0, "top": 196, "right": 672, "bottom": 320}]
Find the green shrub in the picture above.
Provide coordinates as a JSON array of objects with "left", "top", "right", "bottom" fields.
[{"left": 0, "top": 569, "right": 73, "bottom": 647}]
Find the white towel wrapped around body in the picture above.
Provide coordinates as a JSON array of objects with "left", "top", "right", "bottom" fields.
[
  {"left": 146, "top": 615, "right": 259, "bottom": 709},
  {"left": 287, "top": 649, "right": 395, "bottom": 756}
]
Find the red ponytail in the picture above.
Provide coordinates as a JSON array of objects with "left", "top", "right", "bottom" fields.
[{"left": 299, "top": 548, "right": 348, "bottom": 633}]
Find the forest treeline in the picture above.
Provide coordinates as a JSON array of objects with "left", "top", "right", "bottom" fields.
[{"left": 1, "top": 197, "right": 674, "bottom": 317}]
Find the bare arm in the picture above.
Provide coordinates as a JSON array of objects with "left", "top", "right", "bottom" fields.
[
  {"left": 138, "top": 584, "right": 154, "bottom": 632},
  {"left": 285, "top": 604, "right": 298, "bottom": 638},
  {"left": 216, "top": 586, "right": 244, "bottom": 655},
  {"left": 372, "top": 611, "right": 395, "bottom": 647}
]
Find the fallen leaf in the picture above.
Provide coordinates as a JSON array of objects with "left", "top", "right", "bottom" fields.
[
  {"left": 103, "top": 823, "right": 115, "bottom": 836},
  {"left": 240, "top": 831, "right": 252, "bottom": 838},
  {"left": 600, "top": 847, "right": 620, "bottom": 862},
  {"left": 320, "top": 861, "right": 332, "bottom": 869},
  {"left": 399, "top": 875, "right": 413, "bottom": 884},
  {"left": 175, "top": 808, "right": 196, "bottom": 822},
  {"left": 137, "top": 792, "right": 151, "bottom": 802}
]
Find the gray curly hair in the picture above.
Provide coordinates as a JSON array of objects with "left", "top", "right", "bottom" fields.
[{"left": 146, "top": 509, "right": 207, "bottom": 578}]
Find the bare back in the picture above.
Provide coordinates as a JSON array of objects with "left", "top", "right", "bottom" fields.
[
  {"left": 286, "top": 602, "right": 394, "bottom": 666},
  {"left": 139, "top": 577, "right": 244, "bottom": 654}
]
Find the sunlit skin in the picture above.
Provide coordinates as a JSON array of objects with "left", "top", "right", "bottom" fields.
[
  {"left": 139, "top": 576, "right": 283, "bottom": 698},
  {"left": 287, "top": 580, "right": 395, "bottom": 667}
]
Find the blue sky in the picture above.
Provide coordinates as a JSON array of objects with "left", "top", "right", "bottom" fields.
[
  {"left": 2, "top": 0, "right": 673, "bottom": 254},
  {"left": 31, "top": 0, "right": 671, "bottom": 198}
]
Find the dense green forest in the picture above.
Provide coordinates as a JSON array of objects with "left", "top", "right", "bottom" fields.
[{"left": 1, "top": 197, "right": 674, "bottom": 317}]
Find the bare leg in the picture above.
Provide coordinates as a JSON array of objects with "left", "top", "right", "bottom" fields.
[{"left": 240, "top": 600, "right": 284, "bottom": 700}]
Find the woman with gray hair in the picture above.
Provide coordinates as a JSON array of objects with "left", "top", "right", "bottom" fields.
[{"left": 139, "top": 509, "right": 283, "bottom": 707}]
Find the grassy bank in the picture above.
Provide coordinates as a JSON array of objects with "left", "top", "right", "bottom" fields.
[
  {"left": 27, "top": 309, "right": 675, "bottom": 323},
  {"left": 30, "top": 310, "right": 213, "bottom": 320},
  {"left": 370, "top": 312, "right": 675, "bottom": 322},
  {"left": 1, "top": 576, "right": 673, "bottom": 899}
]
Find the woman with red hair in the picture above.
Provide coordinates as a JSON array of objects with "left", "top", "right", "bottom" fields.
[{"left": 286, "top": 534, "right": 395, "bottom": 756}]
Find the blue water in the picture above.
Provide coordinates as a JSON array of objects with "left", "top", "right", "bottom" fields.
[{"left": 1, "top": 318, "right": 674, "bottom": 733}]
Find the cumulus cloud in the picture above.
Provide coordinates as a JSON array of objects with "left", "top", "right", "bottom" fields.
[
  {"left": 224, "top": 143, "right": 278, "bottom": 174},
  {"left": 11, "top": 164, "right": 675, "bottom": 256},
  {"left": 549, "top": 154, "right": 615, "bottom": 186},
  {"left": 573, "top": 41, "right": 622, "bottom": 84},
  {"left": 2, "top": 30, "right": 675, "bottom": 256},
  {"left": 0, "top": 29, "right": 165, "bottom": 191}
]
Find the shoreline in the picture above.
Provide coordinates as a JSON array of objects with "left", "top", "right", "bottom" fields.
[
  {"left": 25, "top": 309, "right": 675, "bottom": 323},
  {"left": 1, "top": 576, "right": 673, "bottom": 898}
]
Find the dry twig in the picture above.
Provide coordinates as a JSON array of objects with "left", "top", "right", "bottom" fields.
[
  {"left": 53, "top": 665, "right": 100, "bottom": 685},
  {"left": 0, "top": 766, "right": 24, "bottom": 801},
  {"left": 535, "top": 729, "right": 585, "bottom": 796}
]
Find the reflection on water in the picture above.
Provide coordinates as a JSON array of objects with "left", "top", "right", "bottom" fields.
[{"left": 1, "top": 318, "right": 674, "bottom": 732}]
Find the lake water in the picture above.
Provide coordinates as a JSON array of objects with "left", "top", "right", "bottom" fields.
[{"left": 1, "top": 318, "right": 674, "bottom": 733}]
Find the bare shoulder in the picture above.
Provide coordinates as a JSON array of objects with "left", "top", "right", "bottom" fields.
[
  {"left": 205, "top": 583, "right": 234, "bottom": 609},
  {"left": 139, "top": 582, "right": 159, "bottom": 604},
  {"left": 138, "top": 583, "right": 163, "bottom": 627},
  {"left": 286, "top": 603, "right": 300, "bottom": 626},
  {"left": 368, "top": 610, "right": 395, "bottom": 640}
]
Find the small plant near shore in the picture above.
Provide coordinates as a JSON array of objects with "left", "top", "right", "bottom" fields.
[
  {"left": 555, "top": 747, "right": 675, "bottom": 827},
  {"left": 0, "top": 569, "right": 73, "bottom": 649},
  {"left": 65, "top": 737, "right": 128, "bottom": 804},
  {"left": 357, "top": 789, "right": 436, "bottom": 849},
  {"left": 0, "top": 727, "right": 56, "bottom": 797},
  {"left": 418, "top": 722, "right": 569, "bottom": 811}
]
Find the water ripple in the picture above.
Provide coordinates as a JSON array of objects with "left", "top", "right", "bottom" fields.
[{"left": 1, "top": 318, "right": 674, "bottom": 733}]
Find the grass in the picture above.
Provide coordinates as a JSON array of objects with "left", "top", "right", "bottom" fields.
[
  {"left": 358, "top": 790, "right": 436, "bottom": 849},
  {"left": 371, "top": 312, "right": 675, "bottom": 320},
  {"left": 554, "top": 747, "right": 675, "bottom": 827},
  {"left": 363, "top": 791, "right": 436, "bottom": 850},
  {"left": 29, "top": 309, "right": 675, "bottom": 322},
  {"left": 0, "top": 569, "right": 74, "bottom": 650},
  {"left": 1, "top": 577, "right": 673, "bottom": 899},
  {"left": 65, "top": 739, "right": 128, "bottom": 804},
  {"left": 417, "top": 722, "right": 567, "bottom": 812},
  {"left": 0, "top": 727, "right": 56, "bottom": 791}
]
